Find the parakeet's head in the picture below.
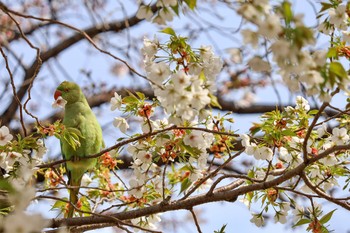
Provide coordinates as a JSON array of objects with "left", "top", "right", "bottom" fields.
[{"left": 54, "top": 81, "right": 83, "bottom": 104}]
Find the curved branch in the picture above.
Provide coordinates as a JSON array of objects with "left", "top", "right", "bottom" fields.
[
  {"left": 1, "top": 4, "right": 158, "bottom": 126},
  {"left": 47, "top": 144, "right": 350, "bottom": 230},
  {"left": 9, "top": 22, "right": 53, "bottom": 43},
  {"left": 10, "top": 86, "right": 339, "bottom": 135},
  {"left": 301, "top": 172, "right": 350, "bottom": 211}
]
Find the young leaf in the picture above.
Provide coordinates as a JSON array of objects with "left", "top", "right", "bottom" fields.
[
  {"left": 184, "top": 0, "right": 197, "bottom": 10},
  {"left": 329, "top": 62, "right": 348, "bottom": 80},
  {"left": 282, "top": 1, "right": 293, "bottom": 24},
  {"left": 292, "top": 218, "right": 311, "bottom": 227},
  {"left": 135, "top": 91, "right": 146, "bottom": 100},
  {"left": 214, "top": 224, "right": 227, "bottom": 233},
  {"left": 180, "top": 178, "right": 192, "bottom": 194},
  {"left": 209, "top": 93, "right": 222, "bottom": 109},
  {"left": 308, "top": 109, "right": 319, "bottom": 115},
  {"left": 319, "top": 209, "right": 337, "bottom": 225},
  {"left": 319, "top": 2, "right": 333, "bottom": 12},
  {"left": 327, "top": 47, "right": 338, "bottom": 59},
  {"left": 161, "top": 27, "right": 176, "bottom": 36}
]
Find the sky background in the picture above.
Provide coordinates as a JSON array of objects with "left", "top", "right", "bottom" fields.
[{"left": 7, "top": 0, "right": 349, "bottom": 232}]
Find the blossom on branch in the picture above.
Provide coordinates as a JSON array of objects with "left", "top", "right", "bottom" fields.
[{"left": 0, "top": 125, "right": 13, "bottom": 146}]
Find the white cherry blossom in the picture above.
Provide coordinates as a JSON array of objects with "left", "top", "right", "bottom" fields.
[
  {"left": 331, "top": 127, "right": 349, "bottom": 145},
  {"left": 148, "top": 62, "right": 171, "bottom": 85},
  {"left": 292, "top": 204, "right": 305, "bottom": 222},
  {"left": 245, "top": 142, "right": 259, "bottom": 156},
  {"left": 227, "top": 48, "right": 242, "bottom": 63},
  {"left": 136, "top": 5, "right": 153, "bottom": 21},
  {"left": 343, "top": 30, "right": 350, "bottom": 43},
  {"left": 319, "top": 154, "right": 338, "bottom": 166},
  {"left": 51, "top": 96, "right": 67, "bottom": 109},
  {"left": 128, "top": 178, "right": 146, "bottom": 199},
  {"left": 255, "top": 146, "right": 273, "bottom": 161},
  {"left": 329, "top": 5, "right": 348, "bottom": 28},
  {"left": 159, "top": 7, "right": 173, "bottom": 22},
  {"left": 172, "top": 71, "right": 191, "bottom": 88},
  {"left": 295, "top": 96, "right": 310, "bottom": 112},
  {"left": 142, "top": 37, "right": 158, "bottom": 59},
  {"left": 299, "top": 70, "right": 324, "bottom": 86},
  {"left": 312, "top": 50, "right": 328, "bottom": 67},
  {"left": 241, "top": 29, "right": 259, "bottom": 48},
  {"left": 110, "top": 92, "right": 122, "bottom": 111},
  {"left": 113, "top": 117, "right": 129, "bottom": 133},
  {"left": 240, "top": 134, "right": 250, "bottom": 147},
  {"left": 3, "top": 212, "right": 48, "bottom": 233},
  {"left": 317, "top": 123, "right": 328, "bottom": 138},
  {"left": 248, "top": 56, "right": 271, "bottom": 72},
  {"left": 0, "top": 125, "right": 13, "bottom": 146},
  {"left": 274, "top": 211, "right": 288, "bottom": 224},
  {"left": 190, "top": 81, "right": 211, "bottom": 110},
  {"left": 318, "top": 22, "right": 331, "bottom": 34},
  {"left": 250, "top": 213, "right": 264, "bottom": 227},
  {"left": 257, "top": 14, "right": 282, "bottom": 39}
]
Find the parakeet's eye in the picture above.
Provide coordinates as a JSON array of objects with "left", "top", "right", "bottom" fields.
[{"left": 65, "top": 88, "right": 69, "bottom": 92}]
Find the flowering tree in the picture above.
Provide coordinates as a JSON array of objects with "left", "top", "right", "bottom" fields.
[{"left": 1, "top": 0, "right": 350, "bottom": 232}]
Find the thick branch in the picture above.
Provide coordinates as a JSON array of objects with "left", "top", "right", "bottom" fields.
[
  {"left": 11, "top": 87, "right": 339, "bottom": 135},
  {"left": 48, "top": 144, "right": 350, "bottom": 229}
]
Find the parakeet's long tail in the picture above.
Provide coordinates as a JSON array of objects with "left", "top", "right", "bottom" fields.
[{"left": 67, "top": 176, "right": 82, "bottom": 218}]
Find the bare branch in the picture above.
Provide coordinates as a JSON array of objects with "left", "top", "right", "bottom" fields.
[{"left": 0, "top": 3, "right": 158, "bottom": 126}]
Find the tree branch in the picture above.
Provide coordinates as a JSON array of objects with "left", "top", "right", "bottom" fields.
[
  {"left": 1, "top": 3, "right": 158, "bottom": 126},
  {"left": 47, "top": 144, "right": 350, "bottom": 230}
]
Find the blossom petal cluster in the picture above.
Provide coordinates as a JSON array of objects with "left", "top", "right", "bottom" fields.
[{"left": 142, "top": 36, "right": 223, "bottom": 124}]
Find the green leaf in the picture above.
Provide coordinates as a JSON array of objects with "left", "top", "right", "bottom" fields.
[
  {"left": 308, "top": 109, "right": 319, "bottom": 115},
  {"left": 0, "top": 179, "right": 15, "bottom": 193},
  {"left": 184, "top": 0, "right": 197, "bottom": 10},
  {"left": 161, "top": 27, "right": 176, "bottom": 36},
  {"left": 214, "top": 224, "right": 227, "bottom": 233},
  {"left": 180, "top": 178, "right": 192, "bottom": 194},
  {"left": 180, "top": 142, "right": 201, "bottom": 157},
  {"left": 327, "top": 47, "right": 338, "bottom": 59},
  {"left": 171, "top": 4, "right": 179, "bottom": 15},
  {"left": 51, "top": 198, "right": 68, "bottom": 211},
  {"left": 79, "top": 196, "right": 92, "bottom": 216},
  {"left": 123, "top": 95, "right": 139, "bottom": 104},
  {"left": 319, "top": 2, "right": 333, "bottom": 12},
  {"left": 282, "top": 1, "right": 293, "bottom": 24},
  {"left": 281, "top": 129, "right": 296, "bottom": 136},
  {"left": 320, "top": 209, "right": 336, "bottom": 224},
  {"left": 329, "top": 62, "right": 348, "bottom": 80},
  {"left": 292, "top": 218, "right": 311, "bottom": 227},
  {"left": 209, "top": 93, "right": 222, "bottom": 109},
  {"left": 135, "top": 91, "right": 146, "bottom": 100}
]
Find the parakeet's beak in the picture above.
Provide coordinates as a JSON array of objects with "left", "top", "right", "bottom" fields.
[{"left": 54, "top": 90, "right": 62, "bottom": 100}]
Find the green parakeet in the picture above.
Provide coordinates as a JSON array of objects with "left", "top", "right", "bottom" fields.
[{"left": 54, "top": 81, "right": 104, "bottom": 218}]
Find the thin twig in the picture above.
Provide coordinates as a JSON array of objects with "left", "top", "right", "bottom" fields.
[
  {"left": 0, "top": 46, "right": 27, "bottom": 134},
  {"left": 189, "top": 208, "right": 202, "bottom": 233}
]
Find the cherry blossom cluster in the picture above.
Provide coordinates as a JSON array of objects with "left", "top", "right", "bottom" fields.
[
  {"left": 0, "top": 125, "right": 48, "bottom": 233},
  {"left": 142, "top": 34, "right": 223, "bottom": 124},
  {"left": 0, "top": 126, "right": 47, "bottom": 173},
  {"left": 240, "top": 96, "right": 347, "bottom": 230},
  {"left": 107, "top": 32, "right": 224, "bottom": 229},
  {"left": 237, "top": 1, "right": 349, "bottom": 101},
  {"left": 136, "top": 0, "right": 175, "bottom": 25},
  {"left": 136, "top": 0, "right": 196, "bottom": 25}
]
